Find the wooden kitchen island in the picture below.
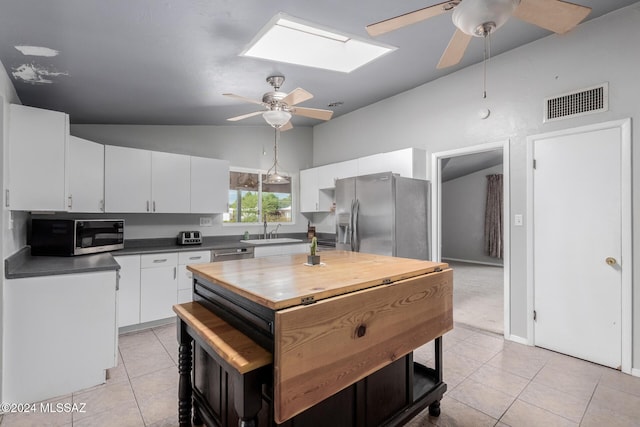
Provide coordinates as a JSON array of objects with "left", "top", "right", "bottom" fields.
[{"left": 178, "top": 250, "right": 453, "bottom": 427}]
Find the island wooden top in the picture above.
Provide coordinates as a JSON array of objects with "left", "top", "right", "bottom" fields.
[{"left": 187, "top": 250, "right": 447, "bottom": 310}]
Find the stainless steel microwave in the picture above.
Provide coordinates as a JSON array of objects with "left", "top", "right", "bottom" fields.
[{"left": 31, "top": 219, "right": 124, "bottom": 256}]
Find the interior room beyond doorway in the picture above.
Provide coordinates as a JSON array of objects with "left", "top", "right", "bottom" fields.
[{"left": 437, "top": 146, "right": 506, "bottom": 335}]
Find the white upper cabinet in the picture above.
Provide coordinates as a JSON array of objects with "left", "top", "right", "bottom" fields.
[
  {"left": 104, "top": 145, "right": 152, "bottom": 213},
  {"left": 300, "top": 168, "right": 333, "bottom": 213},
  {"left": 68, "top": 136, "right": 105, "bottom": 212},
  {"left": 317, "top": 159, "right": 358, "bottom": 189},
  {"left": 105, "top": 147, "right": 193, "bottom": 213},
  {"left": 299, "top": 168, "right": 320, "bottom": 212},
  {"left": 8, "top": 104, "right": 69, "bottom": 211},
  {"left": 151, "top": 151, "right": 190, "bottom": 213},
  {"left": 190, "top": 156, "right": 229, "bottom": 213},
  {"left": 357, "top": 148, "right": 426, "bottom": 179}
]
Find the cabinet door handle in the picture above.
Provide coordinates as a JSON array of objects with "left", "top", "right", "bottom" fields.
[
  {"left": 100, "top": 199, "right": 104, "bottom": 212},
  {"left": 153, "top": 259, "right": 167, "bottom": 263},
  {"left": 189, "top": 256, "right": 201, "bottom": 260},
  {"left": 174, "top": 267, "right": 177, "bottom": 279},
  {"left": 146, "top": 200, "right": 150, "bottom": 212},
  {"left": 68, "top": 195, "right": 73, "bottom": 209},
  {"left": 153, "top": 201, "right": 156, "bottom": 212}
]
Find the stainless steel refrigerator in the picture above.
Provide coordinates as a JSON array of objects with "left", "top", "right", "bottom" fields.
[{"left": 335, "top": 172, "right": 431, "bottom": 260}]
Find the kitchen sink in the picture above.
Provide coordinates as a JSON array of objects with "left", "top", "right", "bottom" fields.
[{"left": 240, "top": 238, "right": 304, "bottom": 245}]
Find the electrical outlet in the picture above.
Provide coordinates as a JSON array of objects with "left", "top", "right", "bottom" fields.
[{"left": 199, "top": 217, "right": 213, "bottom": 227}]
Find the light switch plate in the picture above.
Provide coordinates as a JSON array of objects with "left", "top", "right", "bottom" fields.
[{"left": 514, "top": 214, "right": 523, "bottom": 226}]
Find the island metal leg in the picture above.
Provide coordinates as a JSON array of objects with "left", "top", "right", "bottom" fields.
[{"left": 428, "top": 336, "right": 443, "bottom": 417}]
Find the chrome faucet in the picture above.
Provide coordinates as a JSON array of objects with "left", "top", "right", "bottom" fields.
[
  {"left": 269, "top": 223, "right": 281, "bottom": 239},
  {"left": 263, "top": 220, "right": 268, "bottom": 240}
]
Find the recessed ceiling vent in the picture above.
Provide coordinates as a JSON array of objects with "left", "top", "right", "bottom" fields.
[{"left": 544, "top": 83, "right": 608, "bottom": 122}]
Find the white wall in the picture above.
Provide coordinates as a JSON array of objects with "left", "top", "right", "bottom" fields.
[
  {"left": 71, "top": 124, "right": 314, "bottom": 239},
  {"left": 442, "top": 164, "right": 503, "bottom": 265},
  {"left": 313, "top": 2, "right": 640, "bottom": 367},
  {"left": 0, "top": 58, "right": 22, "bottom": 403}
]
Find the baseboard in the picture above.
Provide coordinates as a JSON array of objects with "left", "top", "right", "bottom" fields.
[
  {"left": 506, "top": 334, "right": 529, "bottom": 345},
  {"left": 632, "top": 368, "right": 640, "bottom": 378},
  {"left": 119, "top": 316, "right": 174, "bottom": 335},
  {"left": 442, "top": 257, "right": 504, "bottom": 267}
]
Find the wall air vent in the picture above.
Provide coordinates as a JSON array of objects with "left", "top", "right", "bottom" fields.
[{"left": 544, "top": 83, "right": 608, "bottom": 122}]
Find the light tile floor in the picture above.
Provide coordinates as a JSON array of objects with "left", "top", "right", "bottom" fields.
[{"left": 2, "top": 322, "right": 640, "bottom": 426}]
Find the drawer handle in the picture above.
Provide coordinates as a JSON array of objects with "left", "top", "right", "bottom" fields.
[
  {"left": 153, "top": 259, "right": 168, "bottom": 263},
  {"left": 189, "top": 256, "right": 202, "bottom": 260}
]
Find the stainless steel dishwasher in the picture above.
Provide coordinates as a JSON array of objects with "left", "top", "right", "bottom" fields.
[{"left": 211, "top": 246, "right": 254, "bottom": 261}]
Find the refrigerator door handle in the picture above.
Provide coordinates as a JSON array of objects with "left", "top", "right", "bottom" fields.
[
  {"left": 349, "top": 199, "right": 355, "bottom": 251},
  {"left": 353, "top": 199, "right": 360, "bottom": 252}
]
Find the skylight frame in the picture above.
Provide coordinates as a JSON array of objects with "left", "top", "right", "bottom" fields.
[{"left": 240, "top": 13, "right": 396, "bottom": 73}]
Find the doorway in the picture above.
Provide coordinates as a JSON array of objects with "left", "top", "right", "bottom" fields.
[
  {"left": 526, "top": 119, "right": 632, "bottom": 372},
  {"left": 432, "top": 140, "right": 510, "bottom": 337}
]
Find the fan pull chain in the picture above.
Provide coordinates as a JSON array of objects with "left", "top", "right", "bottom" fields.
[{"left": 483, "top": 32, "right": 492, "bottom": 99}]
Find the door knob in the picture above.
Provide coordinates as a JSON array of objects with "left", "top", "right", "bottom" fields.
[{"left": 606, "top": 257, "right": 617, "bottom": 266}]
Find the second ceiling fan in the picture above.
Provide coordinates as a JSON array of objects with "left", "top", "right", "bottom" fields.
[{"left": 366, "top": 0, "right": 591, "bottom": 69}]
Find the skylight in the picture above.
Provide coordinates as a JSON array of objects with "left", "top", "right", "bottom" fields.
[{"left": 241, "top": 14, "right": 396, "bottom": 73}]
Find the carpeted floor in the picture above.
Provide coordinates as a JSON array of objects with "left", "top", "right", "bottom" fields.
[{"left": 445, "top": 260, "right": 504, "bottom": 335}]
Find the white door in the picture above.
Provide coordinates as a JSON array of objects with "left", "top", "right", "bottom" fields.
[{"left": 533, "top": 126, "right": 622, "bottom": 368}]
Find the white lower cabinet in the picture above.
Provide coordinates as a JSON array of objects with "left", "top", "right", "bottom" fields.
[
  {"left": 140, "top": 253, "right": 178, "bottom": 323},
  {"left": 254, "top": 243, "right": 308, "bottom": 258},
  {"left": 116, "top": 252, "right": 185, "bottom": 328},
  {"left": 177, "top": 250, "right": 211, "bottom": 303},
  {"left": 114, "top": 255, "right": 142, "bottom": 328},
  {"left": 3, "top": 271, "right": 117, "bottom": 403}
]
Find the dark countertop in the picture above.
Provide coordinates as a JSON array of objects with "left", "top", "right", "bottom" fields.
[
  {"left": 5, "top": 233, "right": 336, "bottom": 279},
  {"left": 5, "top": 247, "right": 121, "bottom": 279}
]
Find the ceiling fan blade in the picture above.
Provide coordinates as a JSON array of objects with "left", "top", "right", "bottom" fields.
[
  {"left": 513, "top": 0, "right": 591, "bottom": 34},
  {"left": 280, "top": 121, "right": 294, "bottom": 132},
  {"left": 292, "top": 107, "right": 334, "bottom": 121},
  {"left": 227, "top": 111, "right": 264, "bottom": 122},
  {"left": 437, "top": 29, "right": 472, "bottom": 69},
  {"left": 366, "top": 1, "right": 456, "bottom": 37},
  {"left": 223, "top": 93, "right": 264, "bottom": 106},
  {"left": 281, "top": 88, "right": 314, "bottom": 106}
]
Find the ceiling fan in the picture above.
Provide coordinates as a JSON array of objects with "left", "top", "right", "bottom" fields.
[
  {"left": 224, "top": 76, "right": 334, "bottom": 130},
  {"left": 366, "top": 0, "right": 591, "bottom": 69}
]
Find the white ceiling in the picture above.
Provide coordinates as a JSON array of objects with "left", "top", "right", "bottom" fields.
[{"left": 0, "top": 0, "right": 636, "bottom": 126}]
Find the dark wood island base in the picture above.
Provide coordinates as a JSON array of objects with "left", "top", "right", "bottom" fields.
[{"left": 175, "top": 301, "right": 447, "bottom": 427}]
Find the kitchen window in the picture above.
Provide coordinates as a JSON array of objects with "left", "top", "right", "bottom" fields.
[{"left": 224, "top": 169, "right": 293, "bottom": 224}]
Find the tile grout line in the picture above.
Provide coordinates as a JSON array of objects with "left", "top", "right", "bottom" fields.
[{"left": 118, "top": 339, "right": 148, "bottom": 427}]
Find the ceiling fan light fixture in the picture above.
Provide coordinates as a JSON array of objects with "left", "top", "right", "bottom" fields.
[
  {"left": 452, "top": 0, "right": 520, "bottom": 37},
  {"left": 264, "top": 170, "right": 290, "bottom": 184},
  {"left": 263, "top": 110, "right": 292, "bottom": 127}
]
